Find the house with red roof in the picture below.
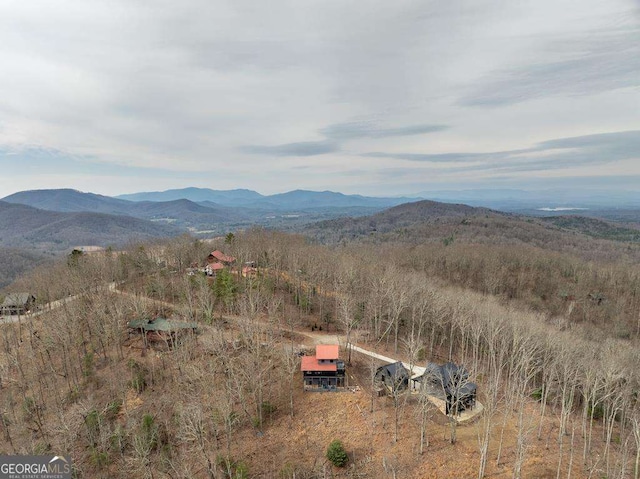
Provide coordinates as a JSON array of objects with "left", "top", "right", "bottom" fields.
[
  {"left": 301, "top": 344, "right": 345, "bottom": 391},
  {"left": 207, "top": 250, "right": 236, "bottom": 265},
  {"left": 205, "top": 250, "right": 236, "bottom": 276}
]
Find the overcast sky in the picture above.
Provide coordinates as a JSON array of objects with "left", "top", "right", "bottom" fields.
[{"left": 0, "top": 0, "right": 638, "bottom": 197}]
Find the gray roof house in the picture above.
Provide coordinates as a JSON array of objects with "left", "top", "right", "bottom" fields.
[
  {"left": 375, "top": 361, "right": 410, "bottom": 393},
  {"left": 413, "top": 361, "right": 477, "bottom": 414},
  {"left": 1, "top": 293, "right": 36, "bottom": 316}
]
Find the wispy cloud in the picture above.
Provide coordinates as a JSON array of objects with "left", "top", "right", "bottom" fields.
[
  {"left": 239, "top": 140, "right": 338, "bottom": 157},
  {"left": 460, "top": 27, "right": 640, "bottom": 107},
  {"left": 321, "top": 121, "right": 448, "bottom": 140},
  {"left": 537, "top": 130, "right": 640, "bottom": 151},
  {"left": 365, "top": 151, "right": 502, "bottom": 163},
  {"left": 362, "top": 130, "right": 640, "bottom": 174},
  {"left": 0, "top": 145, "right": 211, "bottom": 177},
  {"left": 242, "top": 121, "right": 447, "bottom": 158}
]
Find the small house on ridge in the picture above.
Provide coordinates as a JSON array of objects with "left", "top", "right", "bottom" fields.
[{"left": 1, "top": 293, "right": 36, "bottom": 316}]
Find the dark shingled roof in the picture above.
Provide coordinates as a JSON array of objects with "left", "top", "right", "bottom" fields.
[
  {"left": 127, "top": 317, "right": 198, "bottom": 332},
  {"left": 376, "top": 362, "right": 409, "bottom": 382},
  {"left": 414, "top": 361, "right": 476, "bottom": 397}
]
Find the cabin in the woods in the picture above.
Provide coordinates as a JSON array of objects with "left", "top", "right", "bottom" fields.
[
  {"left": 413, "top": 361, "right": 477, "bottom": 414},
  {"left": 375, "top": 362, "right": 410, "bottom": 393},
  {"left": 301, "top": 344, "right": 345, "bottom": 391},
  {"left": 1, "top": 293, "right": 36, "bottom": 316},
  {"left": 127, "top": 317, "right": 198, "bottom": 349},
  {"left": 205, "top": 250, "right": 236, "bottom": 277},
  {"left": 207, "top": 250, "right": 235, "bottom": 265}
]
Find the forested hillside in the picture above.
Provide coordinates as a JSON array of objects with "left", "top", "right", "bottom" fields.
[
  {"left": 0, "top": 247, "right": 50, "bottom": 289},
  {"left": 306, "top": 200, "right": 640, "bottom": 257},
  {"left": 1, "top": 231, "right": 639, "bottom": 478},
  {"left": 0, "top": 201, "right": 181, "bottom": 251},
  {"left": 2, "top": 188, "right": 133, "bottom": 213},
  {"left": 540, "top": 215, "right": 640, "bottom": 242}
]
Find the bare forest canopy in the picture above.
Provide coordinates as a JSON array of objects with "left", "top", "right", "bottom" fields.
[
  {"left": 539, "top": 215, "right": 640, "bottom": 242},
  {"left": 1, "top": 231, "right": 639, "bottom": 478}
]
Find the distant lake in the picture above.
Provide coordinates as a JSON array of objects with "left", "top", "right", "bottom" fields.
[{"left": 537, "top": 207, "right": 589, "bottom": 212}]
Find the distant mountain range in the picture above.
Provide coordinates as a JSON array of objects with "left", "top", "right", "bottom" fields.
[
  {"left": 1, "top": 188, "right": 422, "bottom": 233},
  {"left": 3, "top": 188, "right": 639, "bottom": 256},
  {"left": 116, "top": 187, "right": 263, "bottom": 204},
  {"left": 2, "top": 189, "right": 243, "bottom": 223},
  {"left": 114, "top": 187, "right": 420, "bottom": 209},
  {"left": 115, "top": 186, "right": 640, "bottom": 214}
]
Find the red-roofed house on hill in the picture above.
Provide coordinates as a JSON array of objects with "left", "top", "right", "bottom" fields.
[
  {"left": 207, "top": 250, "right": 236, "bottom": 265},
  {"left": 205, "top": 250, "right": 236, "bottom": 277},
  {"left": 301, "top": 344, "right": 345, "bottom": 391}
]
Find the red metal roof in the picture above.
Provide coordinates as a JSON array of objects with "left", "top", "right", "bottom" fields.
[
  {"left": 209, "top": 250, "right": 235, "bottom": 263},
  {"left": 316, "top": 344, "right": 339, "bottom": 360},
  {"left": 209, "top": 262, "right": 225, "bottom": 270},
  {"left": 300, "top": 356, "right": 337, "bottom": 372}
]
